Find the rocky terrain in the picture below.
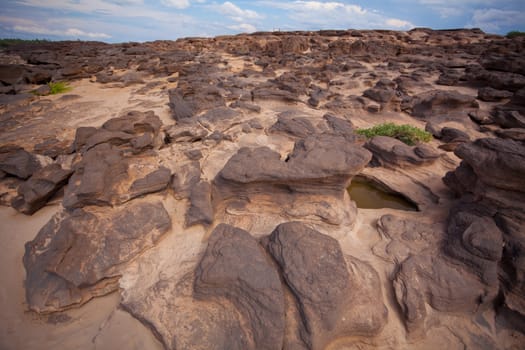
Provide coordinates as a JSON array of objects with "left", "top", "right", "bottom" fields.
[{"left": 0, "top": 28, "right": 524, "bottom": 349}]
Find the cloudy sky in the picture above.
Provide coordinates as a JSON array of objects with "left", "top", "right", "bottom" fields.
[{"left": 1, "top": 0, "right": 524, "bottom": 42}]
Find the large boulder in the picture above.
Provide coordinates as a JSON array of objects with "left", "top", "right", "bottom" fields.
[
  {"left": 267, "top": 222, "right": 387, "bottom": 349},
  {"left": 394, "top": 253, "right": 496, "bottom": 339},
  {"left": 216, "top": 135, "right": 371, "bottom": 194},
  {"left": 194, "top": 224, "right": 285, "bottom": 350},
  {"left": 24, "top": 201, "right": 171, "bottom": 313}
]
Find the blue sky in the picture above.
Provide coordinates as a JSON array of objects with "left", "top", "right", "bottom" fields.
[{"left": 0, "top": 1, "right": 524, "bottom": 42}]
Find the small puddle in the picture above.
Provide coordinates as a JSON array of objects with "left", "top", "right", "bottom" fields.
[{"left": 348, "top": 178, "right": 418, "bottom": 211}]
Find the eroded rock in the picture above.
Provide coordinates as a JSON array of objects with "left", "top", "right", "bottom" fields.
[
  {"left": 194, "top": 224, "right": 285, "bottom": 350},
  {"left": 267, "top": 222, "right": 387, "bottom": 348},
  {"left": 12, "top": 163, "right": 73, "bottom": 215},
  {"left": 24, "top": 201, "right": 171, "bottom": 313}
]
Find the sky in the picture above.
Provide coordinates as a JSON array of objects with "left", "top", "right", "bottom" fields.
[{"left": 0, "top": 0, "right": 524, "bottom": 43}]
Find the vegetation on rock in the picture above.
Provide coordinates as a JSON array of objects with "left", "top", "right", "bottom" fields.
[
  {"left": 356, "top": 123, "right": 432, "bottom": 145},
  {"left": 48, "top": 81, "right": 71, "bottom": 94}
]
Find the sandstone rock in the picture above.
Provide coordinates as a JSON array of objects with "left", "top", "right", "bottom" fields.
[
  {"left": 186, "top": 181, "right": 214, "bottom": 227},
  {"left": 194, "top": 224, "right": 285, "bottom": 350},
  {"left": 0, "top": 145, "right": 42, "bottom": 179},
  {"left": 269, "top": 111, "right": 316, "bottom": 138},
  {"left": 373, "top": 215, "right": 443, "bottom": 265},
  {"left": 197, "top": 107, "right": 241, "bottom": 131},
  {"left": 129, "top": 166, "right": 171, "bottom": 198},
  {"left": 451, "top": 138, "right": 525, "bottom": 193},
  {"left": 394, "top": 254, "right": 495, "bottom": 339},
  {"left": 165, "top": 121, "right": 209, "bottom": 143},
  {"left": 168, "top": 85, "right": 226, "bottom": 121},
  {"left": 406, "top": 90, "right": 478, "bottom": 120},
  {"left": 63, "top": 144, "right": 170, "bottom": 208},
  {"left": 477, "top": 87, "right": 513, "bottom": 102},
  {"left": 323, "top": 114, "right": 356, "bottom": 141},
  {"left": 73, "top": 111, "right": 163, "bottom": 154},
  {"left": 445, "top": 207, "right": 503, "bottom": 285},
  {"left": 171, "top": 161, "right": 201, "bottom": 200},
  {"left": 11, "top": 164, "right": 73, "bottom": 215},
  {"left": 24, "top": 201, "right": 171, "bottom": 313},
  {"left": 440, "top": 127, "right": 470, "bottom": 143},
  {"left": 467, "top": 66, "right": 525, "bottom": 92},
  {"left": 491, "top": 109, "right": 525, "bottom": 129},
  {"left": 267, "top": 222, "right": 387, "bottom": 349},
  {"left": 215, "top": 134, "right": 371, "bottom": 197},
  {"left": 495, "top": 128, "right": 525, "bottom": 141},
  {"left": 0, "top": 64, "right": 25, "bottom": 85},
  {"left": 443, "top": 136, "right": 525, "bottom": 333},
  {"left": 252, "top": 85, "right": 301, "bottom": 103},
  {"left": 363, "top": 78, "right": 396, "bottom": 103},
  {"left": 365, "top": 136, "right": 439, "bottom": 168},
  {"left": 33, "top": 138, "right": 72, "bottom": 158}
]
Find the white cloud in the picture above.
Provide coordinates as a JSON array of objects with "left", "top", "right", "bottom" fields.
[
  {"left": 161, "top": 0, "right": 190, "bottom": 9},
  {"left": 12, "top": 24, "right": 111, "bottom": 38},
  {"left": 14, "top": 0, "right": 183, "bottom": 22},
  {"left": 470, "top": 8, "right": 524, "bottom": 32},
  {"left": 216, "top": 1, "right": 262, "bottom": 22},
  {"left": 262, "top": 1, "right": 413, "bottom": 31},
  {"left": 228, "top": 23, "right": 257, "bottom": 33},
  {"left": 386, "top": 18, "right": 414, "bottom": 29}
]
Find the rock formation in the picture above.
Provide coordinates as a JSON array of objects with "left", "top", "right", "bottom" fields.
[{"left": 0, "top": 28, "right": 524, "bottom": 349}]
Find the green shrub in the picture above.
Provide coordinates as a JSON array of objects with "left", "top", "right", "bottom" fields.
[
  {"left": 48, "top": 81, "right": 71, "bottom": 94},
  {"left": 356, "top": 123, "right": 432, "bottom": 145},
  {"left": 506, "top": 31, "right": 525, "bottom": 39}
]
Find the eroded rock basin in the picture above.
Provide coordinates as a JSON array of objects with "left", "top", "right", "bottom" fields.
[
  {"left": 1, "top": 28, "right": 524, "bottom": 350},
  {"left": 348, "top": 177, "right": 418, "bottom": 211}
]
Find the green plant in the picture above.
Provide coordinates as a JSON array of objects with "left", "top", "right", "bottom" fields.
[
  {"left": 48, "top": 81, "right": 71, "bottom": 94},
  {"left": 356, "top": 123, "right": 432, "bottom": 145},
  {"left": 0, "top": 38, "right": 49, "bottom": 49},
  {"left": 506, "top": 31, "right": 525, "bottom": 39}
]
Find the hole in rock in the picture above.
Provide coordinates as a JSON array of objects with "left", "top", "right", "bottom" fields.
[{"left": 347, "top": 176, "right": 418, "bottom": 211}]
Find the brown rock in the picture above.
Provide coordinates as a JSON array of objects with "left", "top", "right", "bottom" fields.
[
  {"left": 185, "top": 181, "right": 214, "bottom": 227},
  {"left": 267, "top": 222, "right": 387, "bottom": 348},
  {"left": 11, "top": 164, "right": 73, "bottom": 215},
  {"left": 365, "top": 136, "right": 439, "bottom": 168},
  {"left": 24, "top": 201, "right": 171, "bottom": 313},
  {"left": 0, "top": 145, "right": 42, "bottom": 180},
  {"left": 194, "top": 224, "right": 285, "bottom": 350},
  {"left": 63, "top": 144, "right": 170, "bottom": 208}
]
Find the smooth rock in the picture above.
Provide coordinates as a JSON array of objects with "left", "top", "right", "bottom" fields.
[
  {"left": 267, "top": 222, "right": 387, "bottom": 349},
  {"left": 24, "top": 201, "right": 171, "bottom": 313},
  {"left": 194, "top": 224, "right": 285, "bottom": 350}
]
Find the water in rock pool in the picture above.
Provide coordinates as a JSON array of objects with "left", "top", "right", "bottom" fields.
[{"left": 348, "top": 180, "right": 418, "bottom": 211}]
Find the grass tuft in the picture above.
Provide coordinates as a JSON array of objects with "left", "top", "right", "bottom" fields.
[
  {"left": 356, "top": 123, "right": 432, "bottom": 146},
  {"left": 48, "top": 81, "right": 71, "bottom": 94}
]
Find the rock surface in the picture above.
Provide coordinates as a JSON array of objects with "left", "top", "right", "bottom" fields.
[
  {"left": 23, "top": 201, "right": 171, "bottom": 313},
  {"left": 267, "top": 222, "right": 387, "bottom": 349},
  {"left": 1, "top": 28, "right": 524, "bottom": 350}
]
